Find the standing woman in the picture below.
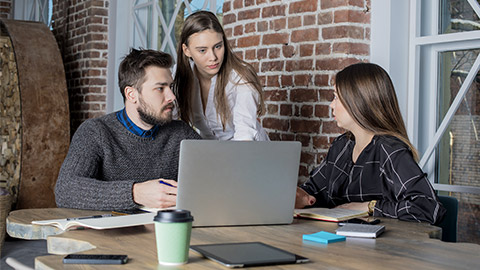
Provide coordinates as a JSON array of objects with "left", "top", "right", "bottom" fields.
[
  {"left": 174, "top": 11, "right": 269, "bottom": 141},
  {"left": 295, "top": 63, "right": 445, "bottom": 224}
]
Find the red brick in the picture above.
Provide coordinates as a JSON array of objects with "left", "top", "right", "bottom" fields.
[
  {"left": 233, "top": 0, "right": 243, "bottom": 9},
  {"left": 322, "top": 25, "right": 364, "bottom": 40},
  {"left": 282, "top": 134, "right": 295, "bottom": 141},
  {"left": 257, "top": 0, "right": 268, "bottom": 4},
  {"left": 267, "top": 104, "right": 279, "bottom": 115},
  {"left": 314, "top": 75, "right": 329, "bottom": 87},
  {"left": 263, "top": 117, "right": 289, "bottom": 131},
  {"left": 223, "top": 13, "right": 236, "bottom": 24},
  {"left": 313, "top": 136, "right": 330, "bottom": 149},
  {"left": 291, "top": 89, "right": 318, "bottom": 102},
  {"left": 298, "top": 165, "right": 309, "bottom": 178},
  {"left": 300, "top": 44, "right": 314, "bottom": 56},
  {"left": 319, "top": 89, "right": 335, "bottom": 102},
  {"left": 269, "top": 48, "right": 280, "bottom": 58},
  {"left": 238, "top": 35, "right": 260, "bottom": 47},
  {"left": 288, "top": 17, "right": 302, "bottom": 28},
  {"left": 292, "top": 28, "right": 319, "bottom": 42},
  {"left": 286, "top": 59, "right": 313, "bottom": 71},
  {"left": 257, "top": 48, "right": 268, "bottom": 58},
  {"left": 281, "top": 75, "right": 293, "bottom": 87},
  {"left": 333, "top": 42, "right": 370, "bottom": 55},
  {"left": 258, "top": 21, "right": 269, "bottom": 32},
  {"left": 301, "top": 151, "right": 316, "bottom": 164},
  {"left": 304, "top": 15, "right": 316, "bottom": 26},
  {"left": 258, "top": 75, "right": 266, "bottom": 86},
  {"left": 322, "top": 120, "right": 344, "bottom": 134},
  {"left": 234, "top": 25, "right": 243, "bottom": 36},
  {"left": 301, "top": 105, "right": 314, "bottom": 118},
  {"left": 261, "top": 61, "right": 284, "bottom": 72},
  {"left": 271, "top": 18, "right": 286, "bottom": 31},
  {"left": 85, "top": 94, "right": 106, "bottom": 102},
  {"left": 262, "top": 4, "right": 286, "bottom": 18},
  {"left": 315, "top": 57, "right": 360, "bottom": 71},
  {"left": 280, "top": 104, "right": 292, "bottom": 116},
  {"left": 318, "top": 11, "right": 333, "bottom": 24},
  {"left": 223, "top": 1, "right": 231, "bottom": 12},
  {"left": 245, "top": 0, "right": 256, "bottom": 7},
  {"left": 315, "top": 104, "right": 330, "bottom": 117},
  {"left": 282, "top": 45, "right": 296, "bottom": 58},
  {"left": 294, "top": 74, "right": 312, "bottom": 86},
  {"left": 334, "top": 9, "right": 370, "bottom": 24},
  {"left": 266, "top": 75, "right": 280, "bottom": 87},
  {"left": 291, "top": 119, "right": 321, "bottom": 133},
  {"left": 295, "top": 134, "right": 311, "bottom": 147},
  {"left": 239, "top": 9, "right": 260, "bottom": 21},
  {"left": 268, "top": 133, "right": 281, "bottom": 141},
  {"left": 245, "top": 49, "right": 256, "bottom": 60},
  {"left": 289, "top": 0, "right": 317, "bottom": 13},
  {"left": 321, "top": 0, "right": 349, "bottom": 9},
  {"left": 316, "top": 43, "right": 331, "bottom": 55},
  {"left": 245, "top": 22, "right": 256, "bottom": 33},
  {"left": 263, "top": 33, "right": 289, "bottom": 45},
  {"left": 264, "top": 90, "right": 288, "bottom": 101}
]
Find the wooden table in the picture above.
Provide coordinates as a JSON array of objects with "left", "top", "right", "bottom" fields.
[{"left": 7, "top": 208, "right": 480, "bottom": 269}]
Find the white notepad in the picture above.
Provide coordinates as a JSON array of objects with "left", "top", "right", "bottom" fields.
[{"left": 335, "top": 223, "right": 385, "bottom": 238}]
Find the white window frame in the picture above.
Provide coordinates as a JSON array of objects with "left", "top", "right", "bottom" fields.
[
  {"left": 371, "top": 0, "right": 480, "bottom": 194},
  {"left": 107, "top": 0, "right": 217, "bottom": 113}
]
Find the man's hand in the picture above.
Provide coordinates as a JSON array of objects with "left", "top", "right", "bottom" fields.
[
  {"left": 335, "top": 201, "right": 369, "bottom": 212},
  {"left": 132, "top": 179, "right": 177, "bottom": 208},
  {"left": 295, "top": 187, "right": 316, "bottom": 209}
]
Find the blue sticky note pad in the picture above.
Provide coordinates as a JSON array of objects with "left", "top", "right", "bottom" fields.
[{"left": 303, "top": 231, "right": 346, "bottom": 244}]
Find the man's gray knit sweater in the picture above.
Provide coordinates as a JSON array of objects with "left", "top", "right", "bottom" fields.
[{"left": 54, "top": 112, "right": 201, "bottom": 210}]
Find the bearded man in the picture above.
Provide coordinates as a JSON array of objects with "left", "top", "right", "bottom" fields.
[{"left": 55, "top": 49, "right": 201, "bottom": 211}]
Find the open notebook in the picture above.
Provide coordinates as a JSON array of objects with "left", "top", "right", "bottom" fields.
[{"left": 32, "top": 212, "right": 155, "bottom": 231}]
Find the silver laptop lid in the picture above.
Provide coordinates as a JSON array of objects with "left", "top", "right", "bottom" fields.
[{"left": 176, "top": 140, "right": 301, "bottom": 227}]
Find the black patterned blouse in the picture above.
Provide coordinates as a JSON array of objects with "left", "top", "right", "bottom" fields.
[{"left": 300, "top": 133, "right": 445, "bottom": 224}]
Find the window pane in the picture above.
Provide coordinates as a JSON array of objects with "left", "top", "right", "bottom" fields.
[
  {"left": 437, "top": 49, "right": 480, "bottom": 244},
  {"left": 439, "top": 0, "right": 480, "bottom": 34}
]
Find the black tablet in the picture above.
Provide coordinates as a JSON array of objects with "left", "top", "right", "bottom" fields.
[{"left": 190, "top": 242, "right": 309, "bottom": 268}]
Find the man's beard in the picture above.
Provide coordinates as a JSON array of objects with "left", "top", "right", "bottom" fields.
[{"left": 137, "top": 97, "right": 173, "bottom": 126}]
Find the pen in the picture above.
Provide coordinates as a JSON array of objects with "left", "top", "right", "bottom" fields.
[
  {"left": 66, "top": 214, "right": 113, "bottom": 221},
  {"left": 159, "top": 180, "right": 176, "bottom": 188}
]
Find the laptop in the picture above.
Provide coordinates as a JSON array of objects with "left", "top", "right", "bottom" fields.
[{"left": 176, "top": 140, "right": 301, "bottom": 227}]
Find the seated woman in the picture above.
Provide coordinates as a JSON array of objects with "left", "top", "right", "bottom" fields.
[{"left": 295, "top": 63, "right": 445, "bottom": 224}]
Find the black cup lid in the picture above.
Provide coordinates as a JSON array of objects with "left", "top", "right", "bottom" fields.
[{"left": 153, "top": 209, "right": 194, "bottom": 223}]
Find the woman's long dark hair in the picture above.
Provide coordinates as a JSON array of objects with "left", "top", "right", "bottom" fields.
[
  {"left": 174, "top": 11, "right": 264, "bottom": 128},
  {"left": 335, "top": 63, "right": 419, "bottom": 161}
]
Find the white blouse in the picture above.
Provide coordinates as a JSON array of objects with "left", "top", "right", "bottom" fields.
[{"left": 174, "top": 65, "right": 269, "bottom": 141}]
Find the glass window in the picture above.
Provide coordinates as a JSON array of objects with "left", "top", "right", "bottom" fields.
[
  {"left": 440, "top": 0, "right": 480, "bottom": 34},
  {"left": 401, "top": 0, "right": 480, "bottom": 243},
  {"left": 436, "top": 49, "right": 480, "bottom": 243}
]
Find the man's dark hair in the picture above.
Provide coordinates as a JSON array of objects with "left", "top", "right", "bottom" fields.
[{"left": 118, "top": 48, "right": 173, "bottom": 100}]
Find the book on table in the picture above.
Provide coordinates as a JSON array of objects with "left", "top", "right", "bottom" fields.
[
  {"left": 335, "top": 223, "right": 385, "bottom": 238},
  {"left": 294, "top": 207, "right": 368, "bottom": 222},
  {"left": 31, "top": 212, "right": 156, "bottom": 231}
]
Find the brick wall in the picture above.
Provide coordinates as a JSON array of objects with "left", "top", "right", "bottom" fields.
[
  {"left": 0, "top": 0, "right": 11, "bottom": 19},
  {"left": 223, "top": 0, "right": 371, "bottom": 182},
  {"left": 51, "top": 0, "right": 109, "bottom": 135}
]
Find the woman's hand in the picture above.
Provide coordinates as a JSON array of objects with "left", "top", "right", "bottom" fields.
[
  {"left": 335, "top": 201, "right": 369, "bottom": 212},
  {"left": 295, "top": 187, "right": 316, "bottom": 209}
]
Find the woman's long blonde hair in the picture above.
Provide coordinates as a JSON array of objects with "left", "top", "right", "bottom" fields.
[
  {"left": 335, "top": 63, "right": 419, "bottom": 161},
  {"left": 174, "top": 11, "right": 264, "bottom": 128}
]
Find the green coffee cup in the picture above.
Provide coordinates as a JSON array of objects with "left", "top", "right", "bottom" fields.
[{"left": 154, "top": 209, "right": 194, "bottom": 265}]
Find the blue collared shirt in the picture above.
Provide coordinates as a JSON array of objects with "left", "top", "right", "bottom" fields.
[{"left": 116, "top": 108, "right": 159, "bottom": 139}]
